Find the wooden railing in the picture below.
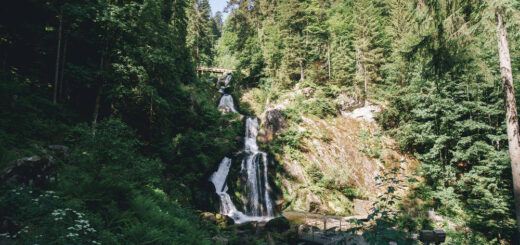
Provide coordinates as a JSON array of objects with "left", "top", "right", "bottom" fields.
[{"left": 196, "top": 66, "right": 235, "bottom": 74}]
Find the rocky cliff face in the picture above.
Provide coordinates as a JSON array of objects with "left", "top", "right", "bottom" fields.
[
  {"left": 241, "top": 88, "right": 417, "bottom": 216},
  {"left": 258, "top": 107, "right": 288, "bottom": 144}
]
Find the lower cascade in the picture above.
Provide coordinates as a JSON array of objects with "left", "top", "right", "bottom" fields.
[
  {"left": 209, "top": 76, "right": 275, "bottom": 223},
  {"left": 241, "top": 117, "right": 274, "bottom": 218}
]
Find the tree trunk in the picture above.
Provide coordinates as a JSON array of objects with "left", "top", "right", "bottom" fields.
[
  {"left": 92, "top": 85, "right": 102, "bottom": 135},
  {"left": 59, "top": 38, "right": 68, "bottom": 102},
  {"left": 92, "top": 51, "right": 105, "bottom": 134},
  {"left": 327, "top": 43, "right": 331, "bottom": 81},
  {"left": 496, "top": 7, "right": 520, "bottom": 235},
  {"left": 299, "top": 57, "right": 304, "bottom": 81},
  {"left": 356, "top": 47, "right": 367, "bottom": 105},
  {"left": 364, "top": 74, "right": 368, "bottom": 104},
  {"left": 53, "top": 11, "right": 63, "bottom": 105}
]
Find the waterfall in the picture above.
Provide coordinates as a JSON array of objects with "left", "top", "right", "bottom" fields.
[
  {"left": 241, "top": 117, "right": 275, "bottom": 218},
  {"left": 223, "top": 75, "right": 232, "bottom": 86},
  {"left": 209, "top": 157, "right": 238, "bottom": 216},
  {"left": 209, "top": 85, "right": 275, "bottom": 223},
  {"left": 218, "top": 94, "right": 238, "bottom": 113},
  {"left": 210, "top": 156, "right": 273, "bottom": 223}
]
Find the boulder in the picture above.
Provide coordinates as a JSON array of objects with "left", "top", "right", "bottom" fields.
[
  {"left": 233, "top": 221, "right": 258, "bottom": 232},
  {"left": 347, "top": 102, "right": 382, "bottom": 122},
  {"left": 335, "top": 93, "right": 363, "bottom": 115},
  {"left": 199, "top": 212, "right": 218, "bottom": 223},
  {"left": 199, "top": 212, "right": 234, "bottom": 227},
  {"left": 354, "top": 199, "right": 372, "bottom": 216},
  {"left": 303, "top": 87, "right": 315, "bottom": 98},
  {"left": 193, "top": 180, "right": 220, "bottom": 212},
  {"left": 215, "top": 214, "right": 235, "bottom": 227},
  {"left": 0, "top": 155, "right": 56, "bottom": 187},
  {"left": 265, "top": 216, "right": 290, "bottom": 233},
  {"left": 48, "top": 145, "right": 69, "bottom": 158},
  {"left": 211, "top": 235, "right": 229, "bottom": 244},
  {"left": 258, "top": 107, "right": 287, "bottom": 143}
]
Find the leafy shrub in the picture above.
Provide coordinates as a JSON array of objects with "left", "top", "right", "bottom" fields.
[
  {"left": 0, "top": 186, "right": 103, "bottom": 244},
  {"left": 303, "top": 98, "right": 337, "bottom": 118},
  {"left": 340, "top": 186, "right": 366, "bottom": 199},
  {"left": 348, "top": 168, "right": 416, "bottom": 244},
  {"left": 322, "top": 85, "right": 341, "bottom": 98},
  {"left": 0, "top": 119, "right": 215, "bottom": 244},
  {"left": 307, "top": 164, "right": 323, "bottom": 184},
  {"left": 282, "top": 107, "right": 303, "bottom": 123},
  {"left": 271, "top": 126, "right": 310, "bottom": 154}
]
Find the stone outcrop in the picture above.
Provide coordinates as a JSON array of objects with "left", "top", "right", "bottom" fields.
[
  {"left": 353, "top": 199, "right": 372, "bottom": 216},
  {"left": 335, "top": 93, "right": 363, "bottom": 115},
  {"left": 303, "top": 87, "right": 315, "bottom": 98},
  {"left": 193, "top": 180, "right": 220, "bottom": 213},
  {"left": 0, "top": 155, "right": 56, "bottom": 187},
  {"left": 258, "top": 107, "right": 287, "bottom": 144},
  {"left": 345, "top": 102, "right": 382, "bottom": 122},
  {"left": 0, "top": 145, "right": 70, "bottom": 188},
  {"left": 199, "top": 212, "right": 235, "bottom": 228}
]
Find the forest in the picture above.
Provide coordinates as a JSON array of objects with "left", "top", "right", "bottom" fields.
[{"left": 0, "top": 0, "right": 519, "bottom": 244}]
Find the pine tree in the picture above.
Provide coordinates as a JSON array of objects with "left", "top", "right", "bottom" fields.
[
  {"left": 187, "top": 0, "right": 214, "bottom": 66},
  {"left": 352, "top": 0, "right": 386, "bottom": 102}
]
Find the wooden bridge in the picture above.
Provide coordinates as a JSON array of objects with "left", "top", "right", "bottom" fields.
[
  {"left": 196, "top": 66, "right": 248, "bottom": 75},
  {"left": 196, "top": 66, "right": 235, "bottom": 74}
]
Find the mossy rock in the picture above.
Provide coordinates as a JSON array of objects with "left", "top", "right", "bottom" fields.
[
  {"left": 266, "top": 216, "right": 290, "bottom": 233},
  {"left": 216, "top": 213, "right": 235, "bottom": 228}
]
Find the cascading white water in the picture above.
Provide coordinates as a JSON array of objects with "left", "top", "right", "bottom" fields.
[
  {"left": 209, "top": 156, "right": 273, "bottom": 223},
  {"left": 241, "top": 117, "right": 275, "bottom": 218},
  {"left": 209, "top": 89, "right": 275, "bottom": 223},
  {"left": 209, "top": 157, "right": 238, "bottom": 215},
  {"left": 218, "top": 94, "right": 238, "bottom": 113},
  {"left": 223, "top": 75, "right": 232, "bottom": 86}
]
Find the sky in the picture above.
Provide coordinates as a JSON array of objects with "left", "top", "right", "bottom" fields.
[{"left": 209, "top": 0, "right": 230, "bottom": 21}]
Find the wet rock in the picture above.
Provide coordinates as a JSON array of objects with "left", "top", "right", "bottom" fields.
[
  {"left": 0, "top": 155, "right": 56, "bottom": 187},
  {"left": 233, "top": 221, "right": 258, "bottom": 232},
  {"left": 215, "top": 214, "right": 235, "bottom": 227},
  {"left": 211, "top": 235, "right": 229, "bottom": 244},
  {"left": 200, "top": 212, "right": 217, "bottom": 223},
  {"left": 274, "top": 199, "right": 287, "bottom": 213},
  {"left": 265, "top": 216, "right": 290, "bottom": 233},
  {"left": 218, "top": 106, "right": 235, "bottom": 114},
  {"left": 199, "top": 212, "right": 234, "bottom": 227}
]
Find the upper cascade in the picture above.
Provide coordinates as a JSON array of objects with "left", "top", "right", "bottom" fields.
[
  {"left": 223, "top": 75, "right": 232, "bottom": 87},
  {"left": 218, "top": 94, "right": 238, "bottom": 113}
]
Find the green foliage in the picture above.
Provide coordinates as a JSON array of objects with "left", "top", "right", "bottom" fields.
[
  {"left": 302, "top": 98, "right": 336, "bottom": 119},
  {"left": 349, "top": 168, "right": 416, "bottom": 245},
  {"left": 307, "top": 163, "right": 323, "bottom": 184},
  {"left": 376, "top": 0, "right": 520, "bottom": 242},
  {"left": 187, "top": 0, "right": 218, "bottom": 66},
  {"left": 270, "top": 126, "right": 310, "bottom": 154},
  {"left": 359, "top": 129, "right": 383, "bottom": 159},
  {"left": 340, "top": 186, "right": 366, "bottom": 200}
]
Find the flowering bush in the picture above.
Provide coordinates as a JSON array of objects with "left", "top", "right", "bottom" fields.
[{"left": 0, "top": 186, "right": 102, "bottom": 244}]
